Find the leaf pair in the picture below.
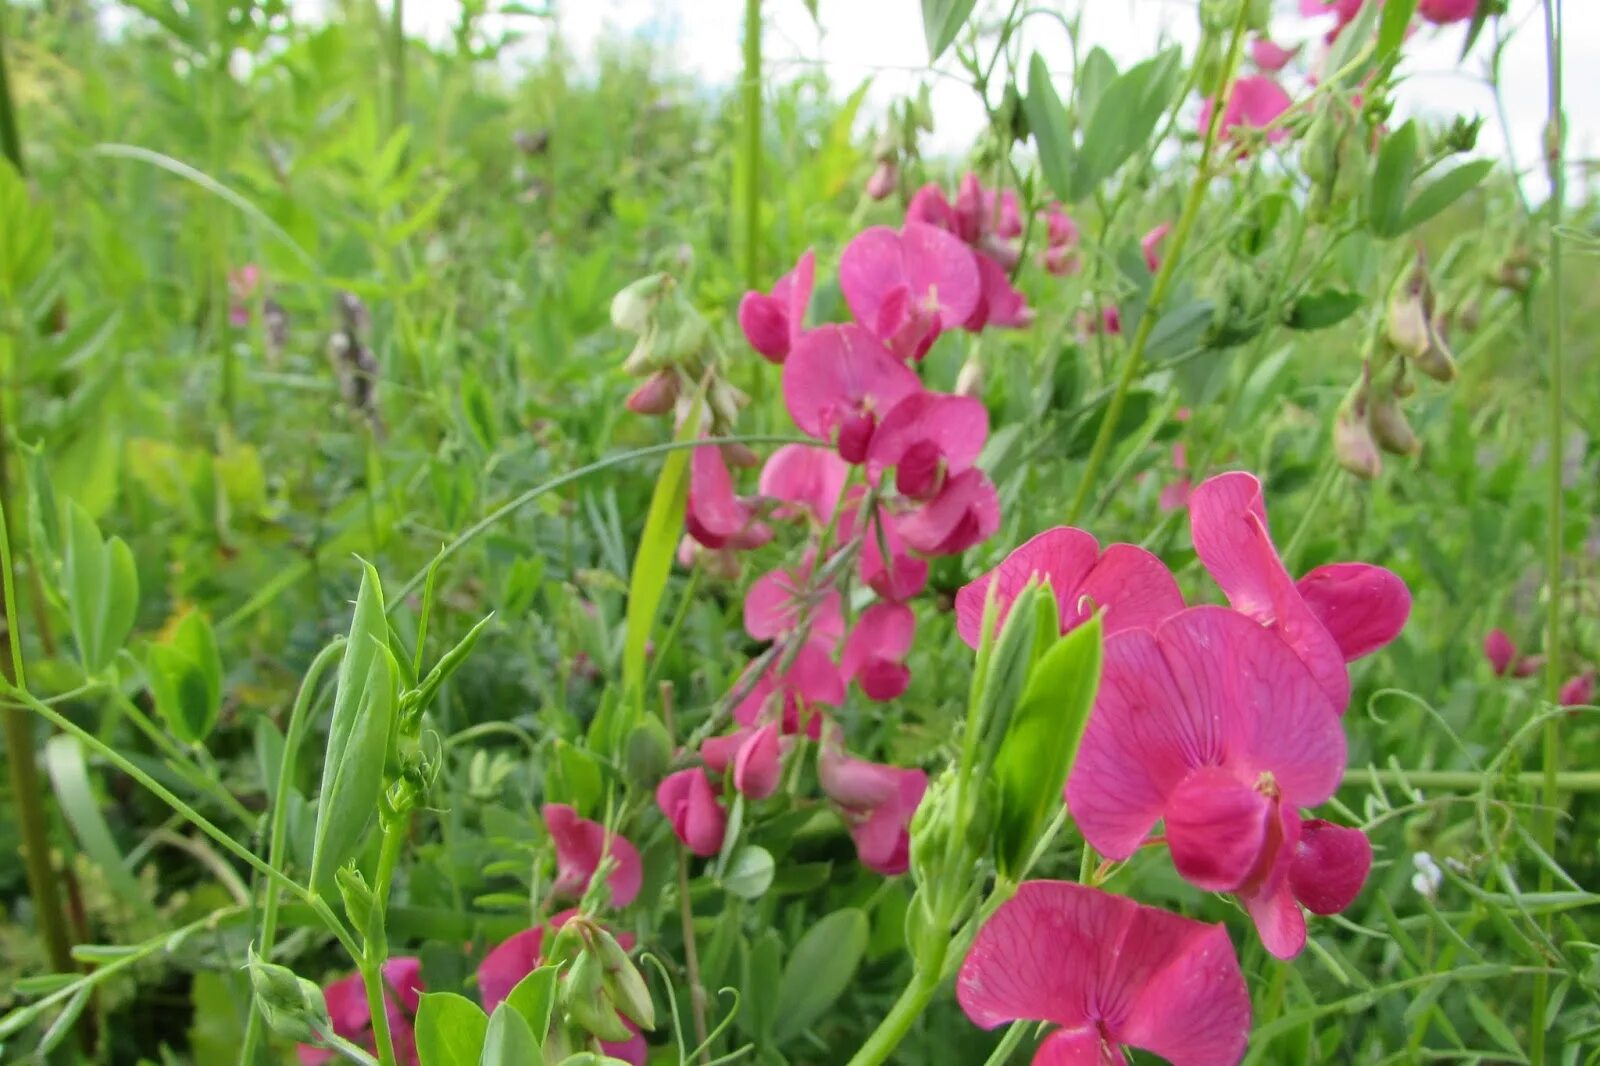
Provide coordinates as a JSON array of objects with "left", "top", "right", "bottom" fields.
[
  {"left": 414, "top": 967, "right": 557, "bottom": 1065},
  {"left": 62, "top": 501, "right": 139, "bottom": 677}
]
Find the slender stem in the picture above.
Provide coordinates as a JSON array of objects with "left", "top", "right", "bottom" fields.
[
  {"left": 362, "top": 812, "right": 410, "bottom": 1066},
  {"left": 661, "top": 682, "right": 710, "bottom": 1062},
  {"left": 1062, "top": 4, "right": 1251, "bottom": 524},
  {"left": 844, "top": 961, "right": 942, "bottom": 1066},
  {"left": 1347, "top": 769, "right": 1600, "bottom": 793},
  {"left": 110, "top": 688, "right": 255, "bottom": 823},
  {"left": 1531, "top": 2, "right": 1565, "bottom": 1059},
  {"left": 740, "top": 0, "right": 762, "bottom": 290},
  {"left": 389, "top": 0, "right": 405, "bottom": 137},
  {"left": 981, "top": 1022, "right": 1030, "bottom": 1066},
  {"left": 0, "top": 0, "right": 24, "bottom": 171},
  {"left": 1281, "top": 456, "right": 1337, "bottom": 569}
]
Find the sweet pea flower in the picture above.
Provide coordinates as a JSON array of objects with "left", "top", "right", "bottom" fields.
[
  {"left": 840, "top": 603, "right": 916, "bottom": 701},
  {"left": 1140, "top": 222, "right": 1171, "bottom": 273},
  {"left": 686, "top": 443, "right": 772, "bottom": 552},
  {"left": 866, "top": 392, "right": 988, "bottom": 502},
  {"left": 818, "top": 731, "right": 927, "bottom": 875},
  {"left": 905, "top": 177, "right": 1032, "bottom": 332},
  {"left": 782, "top": 324, "right": 923, "bottom": 463},
  {"left": 839, "top": 489, "right": 929, "bottom": 602},
  {"left": 732, "top": 722, "right": 784, "bottom": 799},
  {"left": 906, "top": 182, "right": 958, "bottom": 231},
  {"left": 955, "top": 527, "right": 1184, "bottom": 649},
  {"left": 737, "top": 250, "right": 815, "bottom": 363},
  {"left": 957, "top": 882, "right": 1250, "bottom": 1066},
  {"left": 744, "top": 563, "right": 844, "bottom": 646},
  {"left": 1068, "top": 606, "right": 1371, "bottom": 958},
  {"left": 896, "top": 467, "right": 1001, "bottom": 556},
  {"left": 1201, "top": 76, "right": 1294, "bottom": 144},
  {"left": 965, "top": 253, "right": 1034, "bottom": 331},
  {"left": 839, "top": 223, "right": 981, "bottom": 361},
  {"left": 952, "top": 172, "right": 1023, "bottom": 248},
  {"left": 1251, "top": 36, "right": 1300, "bottom": 72},
  {"left": 1419, "top": 0, "right": 1476, "bottom": 24},
  {"left": 1042, "top": 203, "right": 1081, "bottom": 275},
  {"left": 1484, "top": 629, "right": 1516, "bottom": 676},
  {"left": 298, "top": 957, "right": 423, "bottom": 1066},
  {"left": 1189, "top": 471, "right": 1411, "bottom": 713},
  {"left": 477, "top": 914, "right": 647, "bottom": 1065},
  {"left": 1561, "top": 670, "right": 1596, "bottom": 708},
  {"left": 656, "top": 768, "right": 727, "bottom": 856},
  {"left": 542, "top": 804, "right": 643, "bottom": 909},
  {"left": 731, "top": 642, "right": 845, "bottom": 737},
  {"left": 759, "top": 444, "right": 849, "bottom": 524}
]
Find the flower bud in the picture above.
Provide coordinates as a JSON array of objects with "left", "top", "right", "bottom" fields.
[
  {"left": 593, "top": 926, "right": 656, "bottom": 1031},
  {"left": 708, "top": 378, "right": 748, "bottom": 428},
  {"left": 721, "top": 442, "right": 760, "bottom": 468},
  {"left": 1386, "top": 286, "right": 1430, "bottom": 361},
  {"left": 562, "top": 951, "right": 633, "bottom": 1043},
  {"left": 246, "top": 946, "right": 331, "bottom": 1044},
  {"left": 1334, "top": 401, "right": 1382, "bottom": 480},
  {"left": 866, "top": 160, "right": 898, "bottom": 201},
  {"left": 1200, "top": 0, "right": 1244, "bottom": 33},
  {"left": 626, "top": 370, "right": 680, "bottom": 415},
  {"left": 335, "top": 867, "right": 375, "bottom": 935},
  {"left": 611, "top": 274, "right": 670, "bottom": 333},
  {"left": 1368, "top": 392, "right": 1419, "bottom": 456},
  {"left": 1414, "top": 318, "right": 1458, "bottom": 383}
]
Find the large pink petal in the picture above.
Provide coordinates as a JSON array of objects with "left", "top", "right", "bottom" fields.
[
  {"left": 738, "top": 292, "right": 790, "bottom": 363},
  {"left": 542, "top": 804, "right": 643, "bottom": 909},
  {"left": 743, "top": 565, "right": 843, "bottom": 645},
  {"left": 478, "top": 929, "right": 544, "bottom": 1013},
  {"left": 965, "top": 252, "right": 1032, "bottom": 331},
  {"left": 781, "top": 324, "right": 923, "bottom": 450},
  {"left": 848, "top": 769, "right": 925, "bottom": 875},
  {"left": 906, "top": 183, "right": 957, "bottom": 231},
  {"left": 774, "top": 249, "right": 815, "bottom": 350},
  {"left": 1115, "top": 918, "right": 1251, "bottom": 1066},
  {"left": 1295, "top": 563, "right": 1411, "bottom": 661},
  {"left": 956, "top": 528, "right": 1101, "bottom": 648},
  {"left": 902, "top": 221, "right": 982, "bottom": 329},
  {"left": 1072, "top": 544, "right": 1185, "bottom": 636},
  {"left": 1242, "top": 878, "right": 1307, "bottom": 960},
  {"left": 897, "top": 467, "right": 1000, "bottom": 556},
  {"left": 1032, "top": 1028, "right": 1124, "bottom": 1066},
  {"left": 1225, "top": 76, "right": 1293, "bottom": 141},
  {"left": 1289, "top": 820, "right": 1372, "bottom": 915},
  {"left": 817, "top": 741, "right": 905, "bottom": 810},
  {"left": 759, "top": 444, "right": 848, "bottom": 524},
  {"left": 840, "top": 602, "right": 916, "bottom": 699},
  {"left": 657, "top": 768, "right": 726, "bottom": 857},
  {"left": 1164, "top": 768, "right": 1273, "bottom": 893},
  {"left": 867, "top": 392, "right": 989, "bottom": 488}
]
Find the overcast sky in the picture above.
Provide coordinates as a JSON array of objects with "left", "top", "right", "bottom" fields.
[{"left": 375, "top": 0, "right": 1594, "bottom": 199}]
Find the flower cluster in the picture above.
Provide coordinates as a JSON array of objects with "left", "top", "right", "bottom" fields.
[{"left": 956, "top": 471, "right": 1410, "bottom": 1063}]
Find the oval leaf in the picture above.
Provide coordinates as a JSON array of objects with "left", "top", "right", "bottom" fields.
[
  {"left": 414, "top": 992, "right": 490, "bottom": 1066},
  {"left": 773, "top": 908, "right": 868, "bottom": 1043}
]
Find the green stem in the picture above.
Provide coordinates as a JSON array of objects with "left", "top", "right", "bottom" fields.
[
  {"left": 110, "top": 688, "right": 255, "bottom": 824},
  {"left": 740, "top": 0, "right": 762, "bottom": 290},
  {"left": 844, "top": 955, "right": 943, "bottom": 1066},
  {"left": 1062, "top": 4, "right": 1251, "bottom": 525},
  {"left": 240, "top": 637, "right": 347, "bottom": 1065},
  {"left": 389, "top": 0, "right": 405, "bottom": 137},
  {"left": 1531, "top": 2, "right": 1565, "bottom": 1059},
  {"left": 1348, "top": 769, "right": 1600, "bottom": 792},
  {"left": 362, "top": 812, "right": 410, "bottom": 1066},
  {"left": 981, "top": 1022, "right": 1030, "bottom": 1066},
  {"left": 0, "top": 0, "right": 24, "bottom": 171},
  {"left": 1281, "top": 456, "right": 1337, "bottom": 569}
]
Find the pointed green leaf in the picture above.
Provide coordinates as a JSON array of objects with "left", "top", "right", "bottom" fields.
[
  {"left": 503, "top": 965, "right": 559, "bottom": 1041},
  {"left": 1377, "top": 0, "right": 1419, "bottom": 64},
  {"left": 772, "top": 909, "right": 868, "bottom": 1043},
  {"left": 414, "top": 992, "right": 490, "bottom": 1066},
  {"left": 920, "top": 0, "right": 978, "bottom": 62},
  {"left": 1399, "top": 159, "right": 1495, "bottom": 232},
  {"left": 480, "top": 1003, "right": 540, "bottom": 1065},
  {"left": 1367, "top": 120, "right": 1420, "bottom": 237},
  {"left": 1024, "top": 53, "right": 1076, "bottom": 201}
]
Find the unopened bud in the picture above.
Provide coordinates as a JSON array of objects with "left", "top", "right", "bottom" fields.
[
  {"left": 1386, "top": 287, "right": 1430, "bottom": 361},
  {"left": 1415, "top": 318, "right": 1458, "bottom": 383},
  {"left": 955, "top": 357, "right": 984, "bottom": 399},
  {"left": 563, "top": 950, "right": 633, "bottom": 1043},
  {"left": 246, "top": 946, "right": 331, "bottom": 1044},
  {"left": 866, "top": 160, "right": 898, "bottom": 201},
  {"left": 721, "top": 442, "right": 760, "bottom": 468},
  {"left": 1334, "top": 402, "right": 1382, "bottom": 480},
  {"left": 611, "top": 274, "right": 670, "bottom": 334},
  {"left": 1368, "top": 393, "right": 1419, "bottom": 455},
  {"left": 708, "top": 378, "right": 747, "bottom": 428},
  {"left": 593, "top": 927, "right": 656, "bottom": 1031},
  {"left": 335, "top": 868, "right": 375, "bottom": 935},
  {"left": 626, "top": 370, "right": 680, "bottom": 414}
]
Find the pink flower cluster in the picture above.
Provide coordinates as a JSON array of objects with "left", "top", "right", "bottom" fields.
[
  {"left": 956, "top": 471, "right": 1411, "bottom": 1065},
  {"left": 1483, "top": 628, "right": 1595, "bottom": 708}
]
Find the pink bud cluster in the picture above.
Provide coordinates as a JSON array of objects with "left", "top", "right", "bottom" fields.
[{"left": 1483, "top": 628, "right": 1595, "bottom": 709}]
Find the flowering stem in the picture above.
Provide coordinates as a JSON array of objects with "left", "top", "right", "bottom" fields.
[
  {"left": 844, "top": 945, "right": 945, "bottom": 1066},
  {"left": 740, "top": 0, "right": 761, "bottom": 291},
  {"left": 361, "top": 811, "right": 411, "bottom": 1066},
  {"left": 1531, "top": 1, "right": 1566, "bottom": 1058},
  {"left": 1062, "top": 3, "right": 1251, "bottom": 525}
]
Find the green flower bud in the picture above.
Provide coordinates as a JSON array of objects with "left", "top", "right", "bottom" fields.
[
  {"left": 562, "top": 950, "right": 633, "bottom": 1043},
  {"left": 1199, "top": 0, "right": 1243, "bottom": 33},
  {"left": 611, "top": 274, "right": 669, "bottom": 334},
  {"left": 335, "top": 867, "right": 375, "bottom": 935},
  {"left": 592, "top": 927, "right": 655, "bottom": 1031},
  {"left": 247, "top": 946, "right": 331, "bottom": 1045}
]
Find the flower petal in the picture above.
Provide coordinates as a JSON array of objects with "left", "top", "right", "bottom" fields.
[
  {"left": 867, "top": 392, "right": 990, "bottom": 487},
  {"left": 1073, "top": 544, "right": 1185, "bottom": 636},
  {"left": 657, "top": 768, "right": 727, "bottom": 857},
  {"left": 1165, "top": 767, "right": 1273, "bottom": 893},
  {"left": 542, "top": 803, "right": 643, "bottom": 909},
  {"left": 733, "top": 722, "right": 783, "bottom": 800},
  {"left": 1294, "top": 562, "right": 1411, "bottom": 661},
  {"left": 897, "top": 467, "right": 1001, "bottom": 556},
  {"left": 956, "top": 528, "right": 1101, "bottom": 648},
  {"left": 1289, "top": 820, "right": 1372, "bottom": 915},
  {"left": 1241, "top": 878, "right": 1307, "bottom": 960},
  {"left": 782, "top": 324, "right": 923, "bottom": 449},
  {"left": 1033, "top": 1028, "right": 1123, "bottom": 1066},
  {"left": 478, "top": 928, "right": 544, "bottom": 1014},
  {"left": 759, "top": 444, "right": 849, "bottom": 524}
]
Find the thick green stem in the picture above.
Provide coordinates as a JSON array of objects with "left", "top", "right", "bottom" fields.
[
  {"left": 740, "top": 0, "right": 762, "bottom": 290},
  {"left": 361, "top": 813, "right": 410, "bottom": 1066},
  {"left": 1062, "top": 5, "right": 1251, "bottom": 524},
  {"left": 0, "top": 0, "right": 23, "bottom": 170},
  {"left": 844, "top": 949, "right": 944, "bottom": 1066},
  {"left": 1531, "top": 2, "right": 1565, "bottom": 1060}
]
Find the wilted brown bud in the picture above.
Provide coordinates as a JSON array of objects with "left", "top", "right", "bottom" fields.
[
  {"left": 1368, "top": 392, "right": 1419, "bottom": 456},
  {"left": 1335, "top": 397, "right": 1382, "bottom": 480}
]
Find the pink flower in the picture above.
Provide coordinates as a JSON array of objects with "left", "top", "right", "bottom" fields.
[
  {"left": 657, "top": 768, "right": 727, "bottom": 856},
  {"left": 952, "top": 172, "right": 1022, "bottom": 246},
  {"left": 839, "top": 223, "right": 981, "bottom": 362},
  {"left": 1513, "top": 654, "right": 1545, "bottom": 678},
  {"left": 1561, "top": 670, "right": 1596, "bottom": 708},
  {"left": 1251, "top": 36, "right": 1300, "bottom": 72},
  {"left": 686, "top": 443, "right": 772, "bottom": 551},
  {"left": 229, "top": 264, "right": 261, "bottom": 328},
  {"left": 1140, "top": 223, "right": 1172, "bottom": 273},
  {"left": 1201, "top": 76, "right": 1294, "bottom": 144},
  {"left": 542, "top": 804, "right": 643, "bottom": 909},
  {"left": 840, "top": 603, "right": 915, "bottom": 701},
  {"left": 732, "top": 722, "right": 783, "bottom": 799},
  {"left": 759, "top": 444, "right": 849, "bottom": 524},
  {"left": 1100, "top": 305, "right": 1122, "bottom": 335},
  {"left": 298, "top": 957, "right": 423, "bottom": 1066},
  {"left": 1300, "top": 0, "right": 1365, "bottom": 41},
  {"left": 1189, "top": 471, "right": 1411, "bottom": 712},
  {"left": 839, "top": 490, "right": 929, "bottom": 602},
  {"left": 782, "top": 324, "right": 923, "bottom": 464},
  {"left": 1043, "top": 203, "right": 1079, "bottom": 248},
  {"left": 1419, "top": 0, "right": 1475, "bottom": 24},
  {"left": 896, "top": 467, "right": 1001, "bottom": 556},
  {"left": 626, "top": 370, "right": 680, "bottom": 415},
  {"left": 731, "top": 643, "right": 844, "bottom": 737},
  {"left": 1483, "top": 629, "right": 1516, "bottom": 676},
  {"left": 866, "top": 392, "right": 989, "bottom": 502},
  {"left": 954, "top": 527, "right": 1184, "bottom": 649},
  {"left": 818, "top": 732, "right": 926, "bottom": 875},
  {"left": 905, "top": 177, "right": 1031, "bottom": 331},
  {"left": 965, "top": 253, "right": 1033, "bottom": 332},
  {"left": 1068, "top": 606, "right": 1369, "bottom": 958},
  {"left": 906, "top": 183, "right": 958, "bottom": 231},
  {"left": 865, "top": 159, "right": 898, "bottom": 200},
  {"left": 738, "top": 250, "right": 815, "bottom": 363},
  {"left": 744, "top": 563, "right": 844, "bottom": 646},
  {"left": 477, "top": 915, "right": 646, "bottom": 1066},
  {"left": 957, "top": 881, "right": 1250, "bottom": 1066}
]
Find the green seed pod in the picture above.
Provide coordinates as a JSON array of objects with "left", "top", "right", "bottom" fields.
[
  {"left": 562, "top": 951, "right": 633, "bottom": 1043},
  {"left": 1415, "top": 319, "right": 1458, "bottom": 383},
  {"left": 1334, "top": 400, "right": 1382, "bottom": 480}
]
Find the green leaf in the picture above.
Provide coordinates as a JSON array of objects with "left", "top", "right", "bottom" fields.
[
  {"left": 44, "top": 735, "right": 147, "bottom": 908},
  {"left": 721, "top": 845, "right": 776, "bottom": 900},
  {"left": 1145, "top": 300, "right": 1216, "bottom": 363},
  {"left": 1376, "top": 0, "right": 1419, "bottom": 64},
  {"left": 739, "top": 930, "right": 783, "bottom": 1042},
  {"left": 0, "top": 161, "right": 54, "bottom": 298},
  {"left": 773, "top": 908, "right": 868, "bottom": 1043},
  {"left": 480, "top": 1003, "right": 540, "bottom": 1065},
  {"left": 414, "top": 992, "right": 490, "bottom": 1066},
  {"left": 1071, "top": 48, "right": 1182, "bottom": 200},
  {"left": 1063, "top": 390, "right": 1156, "bottom": 459},
  {"left": 147, "top": 611, "right": 224, "bottom": 743},
  {"left": 1367, "top": 120, "right": 1420, "bottom": 237},
  {"left": 920, "top": 0, "right": 978, "bottom": 62},
  {"left": 993, "top": 615, "right": 1103, "bottom": 879},
  {"left": 61, "top": 501, "right": 139, "bottom": 675},
  {"left": 503, "top": 966, "right": 559, "bottom": 1041},
  {"left": 1398, "top": 159, "right": 1495, "bottom": 232},
  {"left": 1287, "top": 289, "right": 1364, "bottom": 331},
  {"left": 974, "top": 583, "right": 1042, "bottom": 773},
  {"left": 1024, "top": 53, "right": 1076, "bottom": 201}
]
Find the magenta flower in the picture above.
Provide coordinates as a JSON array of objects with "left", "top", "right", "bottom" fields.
[
  {"left": 866, "top": 392, "right": 988, "bottom": 502},
  {"left": 1140, "top": 222, "right": 1172, "bottom": 273},
  {"left": 965, "top": 252, "right": 1033, "bottom": 332},
  {"left": 839, "top": 223, "right": 981, "bottom": 361},
  {"left": 907, "top": 182, "right": 958, "bottom": 231},
  {"left": 957, "top": 881, "right": 1250, "bottom": 1066},
  {"left": 1561, "top": 670, "right": 1596, "bottom": 708},
  {"left": 1201, "top": 75, "right": 1293, "bottom": 144},
  {"left": 738, "top": 250, "right": 815, "bottom": 363},
  {"left": 542, "top": 804, "right": 643, "bottom": 909},
  {"left": 656, "top": 768, "right": 727, "bottom": 856},
  {"left": 759, "top": 444, "right": 849, "bottom": 524},
  {"left": 1068, "top": 606, "right": 1370, "bottom": 958},
  {"left": 744, "top": 563, "right": 844, "bottom": 646},
  {"left": 1189, "top": 471, "right": 1411, "bottom": 713},
  {"left": 865, "top": 160, "right": 897, "bottom": 200},
  {"left": 896, "top": 467, "right": 1000, "bottom": 556},
  {"left": 1483, "top": 629, "right": 1516, "bottom": 676},
  {"left": 1419, "top": 0, "right": 1476, "bottom": 24},
  {"left": 952, "top": 172, "right": 1023, "bottom": 250},
  {"left": 686, "top": 443, "right": 772, "bottom": 551},
  {"left": 626, "top": 370, "right": 680, "bottom": 415},
  {"left": 298, "top": 957, "right": 424, "bottom": 1066},
  {"left": 731, "top": 642, "right": 844, "bottom": 738},
  {"left": 905, "top": 177, "right": 1031, "bottom": 331},
  {"left": 782, "top": 324, "right": 923, "bottom": 463},
  {"left": 839, "top": 490, "right": 929, "bottom": 602},
  {"left": 1251, "top": 36, "right": 1300, "bottom": 72},
  {"left": 477, "top": 914, "right": 647, "bottom": 1066},
  {"left": 1100, "top": 305, "right": 1122, "bottom": 335},
  {"left": 818, "top": 733, "right": 927, "bottom": 876},
  {"left": 840, "top": 603, "right": 915, "bottom": 701},
  {"left": 1042, "top": 204, "right": 1081, "bottom": 275},
  {"left": 731, "top": 721, "right": 784, "bottom": 799},
  {"left": 954, "top": 527, "right": 1184, "bottom": 649}
]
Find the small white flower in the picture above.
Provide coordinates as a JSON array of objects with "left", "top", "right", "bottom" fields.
[{"left": 1411, "top": 852, "right": 1443, "bottom": 899}]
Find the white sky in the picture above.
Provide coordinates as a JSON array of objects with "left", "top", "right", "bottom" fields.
[{"left": 398, "top": 0, "right": 1589, "bottom": 202}]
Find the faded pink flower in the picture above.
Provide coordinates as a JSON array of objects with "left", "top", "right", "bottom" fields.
[
  {"left": 731, "top": 642, "right": 844, "bottom": 738},
  {"left": 744, "top": 563, "right": 844, "bottom": 646},
  {"left": 839, "top": 489, "right": 929, "bottom": 602},
  {"left": 1141, "top": 223, "right": 1172, "bottom": 273},
  {"left": 1068, "top": 606, "right": 1368, "bottom": 958},
  {"left": 298, "top": 957, "right": 423, "bottom": 1066},
  {"left": 818, "top": 731, "right": 926, "bottom": 875},
  {"left": 759, "top": 444, "right": 849, "bottom": 524},
  {"left": 782, "top": 324, "right": 923, "bottom": 464},
  {"left": 738, "top": 250, "right": 815, "bottom": 363},
  {"left": 955, "top": 527, "right": 1184, "bottom": 649},
  {"left": 866, "top": 392, "right": 989, "bottom": 503},
  {"left": 686, "top": 443, "right": 772, "bottom": 552},
  {"left": 1201, "top": 76, "right": 1294, "bottom": 144},
  {"left": 840, "top": 603, "right": 916, "bottom": 701},
  {"left": 1419, "top": 0, "right": 1475, "bottom": 24},
  {"left": 542, "top": 803, "right": 643, "bottom": 909},
  {"left": 866, "top": 159, "right": 898, "bottom": 200},
  {"left": 1301, "top": 0, "right": 1365, "bottom": 41},
  {"left": 1483, "top": 629, "right": 1516, "bottom": 676},
  {"left": 626, "top": 370, "right": 680, "bottom": 415},
  {"left": 657, "top": 768, "right": 727, "bottom": 856},
  {"left": 1189, "top": 471, "right": 1411, "bottom": 713},
  {"left": 839, "top": 223, "right": 981, "bottom": 361},
  {"left": 1561, "top": 670, "right": 1596, "bottom": 708},
  {"left": 957, "top": 881, "right": 1251, "bottom": 1066},
  {"left": 1251, "top": 36, "right": 1300, "bottom": 72},
  {"left": 896, "top": 467, "right": 1001, "bottom": 556}
]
